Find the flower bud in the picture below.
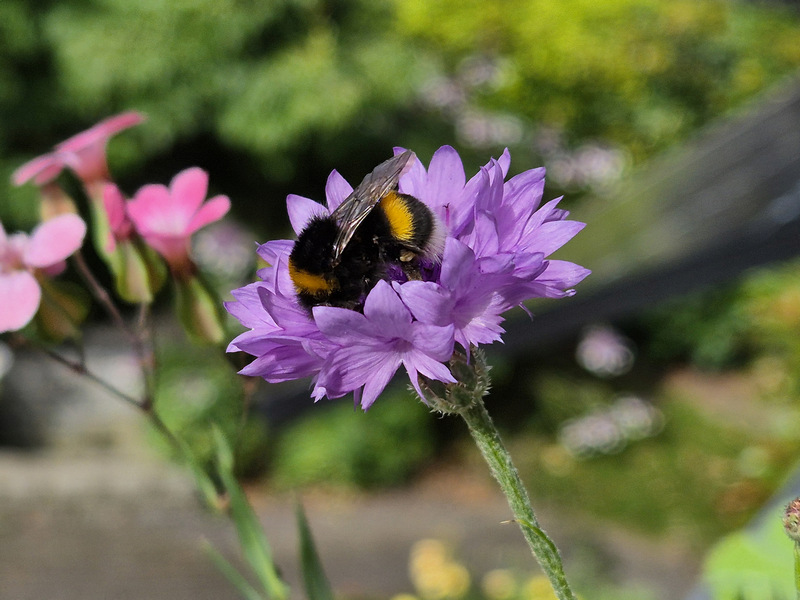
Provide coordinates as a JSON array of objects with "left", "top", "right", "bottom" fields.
[
  {"left": 109, "top": 239, "right": 167, "bottom": 303},
  {"left": 784, "top": 497, "right": 800, "bottom": 543},
  {"left": 174, "top": 273, "right": 226, "bottom": 345},
  {"left": 418, "top": 348, "right": 492, "bottom": 414},
  {"left": 39, "top": 183, "right": 78, "bottom": 221}
]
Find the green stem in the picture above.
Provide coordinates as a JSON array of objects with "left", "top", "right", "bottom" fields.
[
  {"left": 794, "top": 541, "right": 800, "bottom": 600},
  {"left": 460, "top": 400, "right": 577, "bottom": 600}
]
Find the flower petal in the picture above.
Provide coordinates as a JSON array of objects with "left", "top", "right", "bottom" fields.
[
  {"left": 287, "top": 194, "right": 329, "bottom": 235},
  {"left": 362, "top": 280, "right": 412, "bottom": 336},
  {"left": 12, "top": 153, "right": 68, "bottom": 186},
  {"left": 188, "top": 195, "right": 231, "bottom": 234},
  {"left": 411, "top": 323, "right": 455, "bottom": 362},
  {"left": 324, "top": 170, "right": 353, "bottom": 212},
  {"left": 524, "top": 220, "right": 586, "bottom": 257},
  {"left": 425, "top": 145, "right": 465, "bottom": 207},
  {"left": 24, "top": 214, "right": 87, "bottom": 268},
  {"left": 359, "top": 353, "right": 402, "bottom": 410},
  {"left": 127, "top": 184, "right": 172, "bottom": 234},
  {"left": 0, "top": 271, "right": 41, "bottom": 332},
  {"left": 170, "top": 167, "right": 209, "bottom": 218},
  {"left": 56, "top": 111, "right": 146, "bottom": 152},
  {"left": 396, "top": 280, "right": 452, "bottom": 325},
  {"left": 538, "top": 260, "right": 592, "bottom": 288}
]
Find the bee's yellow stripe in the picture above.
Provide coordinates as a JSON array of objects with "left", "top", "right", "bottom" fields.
[
  {"left": 288, "top": 260, "right": 336, "bottom": 295},
  {"left": 380, "top": 191, "right": 415, "bottom": 243}
]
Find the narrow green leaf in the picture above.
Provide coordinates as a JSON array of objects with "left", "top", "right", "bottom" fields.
[
  {"left": 296, "top": 501, "right": 335, "bottom": 600},
  {"left": 212, "top": 427, "right": 290, "bottom": 600},
  {"left": 204, "top": 540, "right": 267, "bottom": 600}
]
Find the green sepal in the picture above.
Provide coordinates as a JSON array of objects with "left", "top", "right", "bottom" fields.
[
  {"left": 175, "top": 273, "right": 226, "bottom": 345},
  {"left": 109, "top": 239, "right": 167, "bottom": 303}
]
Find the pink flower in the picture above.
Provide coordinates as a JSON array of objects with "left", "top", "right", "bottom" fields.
[
  {"left": 0, "top": 214, "right": 87, "bottom": 332},
  {"left": 12, "top": 111, "right": 146, "bottom": 186},
  {"left": 126, "top": 167, "right": 231, "bottom": 272}
]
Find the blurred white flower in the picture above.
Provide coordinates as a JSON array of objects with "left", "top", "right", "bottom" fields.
[
  {"left": 576, "top": 324, "right": 635, "bottom": 377},
  {"left": 558, "top": 395, "right": 663, "bottom": 458}
]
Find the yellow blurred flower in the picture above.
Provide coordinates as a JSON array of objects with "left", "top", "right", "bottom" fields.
[
  {"left": 482, "top": 568, "right": 517, "bottom": 600},
  {"left": 522, "top": 575, "right": 558, "bottom": 600},
  {"left": 409, "top": 539, "right": 471, "bottom": 600}
]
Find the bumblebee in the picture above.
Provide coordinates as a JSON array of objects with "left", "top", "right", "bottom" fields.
[{"left": 288, "top": 150, "right": 443, "bottom": 312}]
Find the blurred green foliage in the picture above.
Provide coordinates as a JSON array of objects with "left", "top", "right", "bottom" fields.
[
  {"left": 4, "top": 0, "right": 800, "bottom": 231},
  {"left": 1, "top": 0, "right": 439, "bottom": 229},
  {"left": 153, "top": 336, "right": 270, "bottom": 478},
  {"left": 271, "top": 388, "right": 434, "bottom": 489},
  {"left": 641, "top": 286, "right": 753, "bottom": 370},
  {"left": 397, "top": 0, "right": 800, "bottom": 160},
  {"left": 642, "top": 259, "right": 800, "bottom": 381}
]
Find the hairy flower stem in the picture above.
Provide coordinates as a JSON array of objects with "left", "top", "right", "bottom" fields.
[
  {"left": 459, "top": 400, "right": 577, "bottom": 600},
  {"left": 420, "top": 349, "right": 576, "bottom": 600}
]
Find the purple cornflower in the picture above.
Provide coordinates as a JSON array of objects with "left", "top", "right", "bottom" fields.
[{"left": 226, "top": 146, "right": 589, "bottom": 409}]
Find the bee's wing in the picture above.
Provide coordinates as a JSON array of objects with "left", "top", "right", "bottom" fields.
[{"left": 330, "top": 150, "right": 416, "bottom": 260}]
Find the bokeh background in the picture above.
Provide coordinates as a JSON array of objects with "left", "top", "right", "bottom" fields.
[{"left": 2, "top": 1, "right": 800, "bottom": 599}]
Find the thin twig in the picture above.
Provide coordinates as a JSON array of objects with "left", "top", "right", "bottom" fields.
[
  {"left": 71, "top": 250, "right": 137, "bottom": 344},
  {"left": 71, "top": 250, "right": 157, "bottom": 408},
  {"left": 35, "top": 341, "right": 143, "bottom": 409}
]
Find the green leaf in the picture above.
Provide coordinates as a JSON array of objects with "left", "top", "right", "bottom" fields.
[
  {"left": 703, "top": 499, "right": 796, "bottom": 600},
  {"left": 212, "top": 427, "right": 290, "bottom": 600},
  {"left": 296, "top": 501, "right": 334, "bottom": 600}
]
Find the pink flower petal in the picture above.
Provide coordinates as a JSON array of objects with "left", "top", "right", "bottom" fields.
[
  {"left": 170, "top": 167, "right": 209, "bottom": 219},
  {"left": 187, "top": 195, "right": 230, "bottom": 234},
  {"left": 56, "top": 111, "right": 146, "bottom": 153},
  {"left": 0, "top": 271, "right": 41, "bottom": 332},
  {"left": 24, "top": 214, "right": 87, "bottom": 268},
  {"left": 12, "top": 153, "right": 69, "bottom": 186},
  {"left": 53, "top": 112, "right": 146, "bottom": 182},
  {"left": 127, "top": 184, "right": 172, "bottom": 234}
]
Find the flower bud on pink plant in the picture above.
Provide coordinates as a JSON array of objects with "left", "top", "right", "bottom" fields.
[
  {"left": 102, "top": 183, "right": 166, "bottom": 303},
  {"left": 0, "top": 214, "right": 87, "bottom": 333}
]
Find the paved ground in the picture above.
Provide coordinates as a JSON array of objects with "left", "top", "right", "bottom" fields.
[{"left": 0, "top": 448, "right": 701, "bottom": 600}]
